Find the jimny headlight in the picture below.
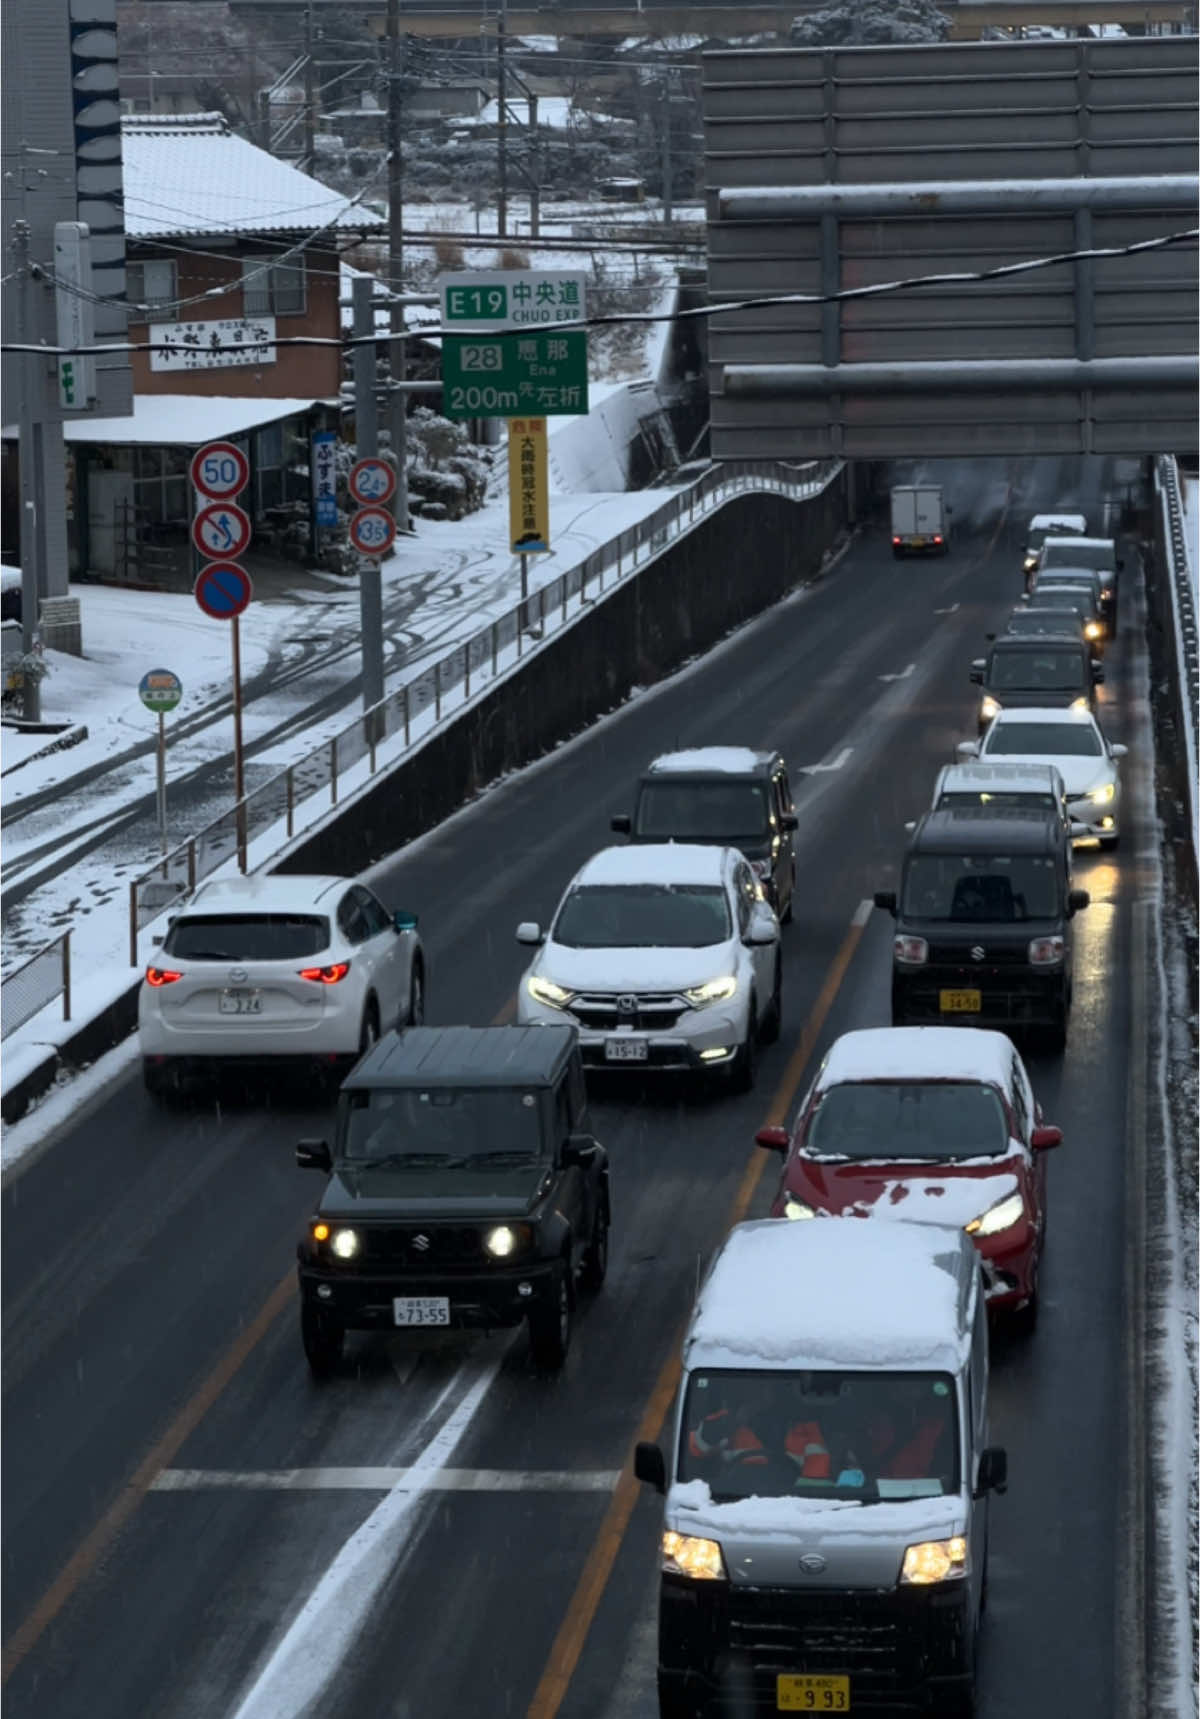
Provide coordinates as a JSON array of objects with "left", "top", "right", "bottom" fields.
[
  {"left": 484, "top": 1223, "right": 529, "bottom": 1259},
  {"left": 526, "top": 974, "right": 572, "bottom": 1010},
  {"left": 1069, "top": 696, "right": 1090, "bottom": 713},
  {"left": 662, "top": 1531, "right": 726, "bottom": 1581},
  {"left": 684, "top": 975, "right": 738, "bottom": 1008},
  {"left": 330, "top": 1227, "right": 361, "bottom": 1260},
  {"left": 965, "top": 1193, "right": 1025, "bottom": 1238},
  {"left": 1088, "top": 781, "right": 1115, "bottom": 805},
  {"left": 979, "top": 695, "right": 1002, "bottom": 721},
  {"left": 1085, "top": 620, "right": 1103, "bottom": 640},
  {"left": 901, "top": 1536, "right": 968, "bottom": 1585}
]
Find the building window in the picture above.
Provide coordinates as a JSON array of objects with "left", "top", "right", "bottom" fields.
[
  {"left": 242, "top": 254, "right": 306, "bottom": 317},
  {"left": 127, "top": 259, "right": 177, "bottom": 322}
]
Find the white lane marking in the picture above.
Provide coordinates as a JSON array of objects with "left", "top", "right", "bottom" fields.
[
  {"left": 228, "top": 1354, "right": 502, "bottom": 1719},
  {"left": 851, "top": 898, "right": 874, "bottom": 928},
  {"left": 878, "top": 662, "right": 916, "bottom": 682},
  {"left": 796, "top": 746, "right": 852, "bottom": 774},
  {"left": 154, "top": 1467, "right": 619, "bottom": 1493},
  {"left": 934, "top": 603, "right": 961, "bottom": 614}
]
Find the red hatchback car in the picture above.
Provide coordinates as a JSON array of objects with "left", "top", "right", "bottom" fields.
[{"left": 757, "top": 1026, "right": 1062, "bottom": 1329}]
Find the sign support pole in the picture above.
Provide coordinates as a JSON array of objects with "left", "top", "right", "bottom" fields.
[
  {"left": 353, "top": 278, "right": 386, "bottom": 718},
  {"left": 231, "top": 612, "right": 246, "bottom": 871},
  {"left": 520, "top": 552, "right": 528, "bottom": 606},
  {"left": 157, "top": 710, "right": 167, "bottom": 854}
]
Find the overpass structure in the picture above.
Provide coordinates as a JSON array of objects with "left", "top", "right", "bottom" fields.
[
  {"left": 227, "top": 0, "right": 1198, "bottom": 41},
  {"left": 701, "top": 35, "right": 1198, "bottom": 459}
]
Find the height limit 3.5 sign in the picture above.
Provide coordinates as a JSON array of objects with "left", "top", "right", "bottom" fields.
[{"left": 508, "top": 419, "right": 549, "bottom": 555}]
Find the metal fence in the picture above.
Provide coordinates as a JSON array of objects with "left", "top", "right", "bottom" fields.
[
  {"left": 123, "top": 457, "right": 836, "bottom": 963},
  {"left": 1154, "top": 454, "right": 1198, "bottom": 857},
  {"left": 1, "top": 932, "right": 71, "bottom": 1040}
]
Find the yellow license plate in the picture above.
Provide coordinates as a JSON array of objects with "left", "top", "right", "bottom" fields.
[
  {"left": 777, "top": 1674, "right": 850, "bottom": 1712},
  {"left": 940, "top": 988, "right": 982, "bottom": 1013},
  {"left": 911, "top": 536, "right": 926, "bottom": 547}
]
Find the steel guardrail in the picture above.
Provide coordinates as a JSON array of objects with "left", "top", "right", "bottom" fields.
[
  {"left": 0, "top": 931, "right": 71, "bottom": 1039},
  {"left": 1153, "top": 455, "right": 1198, "bottom": 859}
]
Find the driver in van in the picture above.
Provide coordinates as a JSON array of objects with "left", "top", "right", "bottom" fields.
[{"left": 688, "top": 1385, "right": 833, "bottom": 1481}]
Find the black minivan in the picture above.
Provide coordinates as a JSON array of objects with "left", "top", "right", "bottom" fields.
[
  {"left": 875, "top": 807, "right": 1089, "bottom": 1048},
  {"left": 611, "top": 748, "right": 798, "bottom": 922},
  {"left": 970, "top": 633, "right": 1103, "bottom": 732}
]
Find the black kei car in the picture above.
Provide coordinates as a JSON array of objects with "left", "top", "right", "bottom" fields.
[
  {"left": 611, "top": 748, "right": 798, "bottom": 922},
  {"left": 875, "top": 807, "right": 1089, "bottom": 1050},
  {"left": 295, "top": 1024, "right": 610, "bottom": 1376}
]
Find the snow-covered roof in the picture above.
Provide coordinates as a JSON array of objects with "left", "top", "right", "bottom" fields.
[
  {"left": 1027, "top": 513, "right": 1087, "bottom": 535},
  {"left": 1041, "top": 536, "right": 1116, "bottom": 551},
  {"left": 44, "top": 396, "right": 331, "bottom": 448},
  {"left": 575, "top": 843, "right": 731, "bottom": 888},
  {"left": 186, "top": 874, "right": 350, "bottom": 912},
  {"left": 647, "top": 747, "right": 769, "bottom": 776},
  {"left": 121, "top": 114, "right": 384, "bottom": 239},
  {"left": 685, "top": 1219, "right": 976, "bottom": 1375},
  {"left": 939, "top": 762, "right": 1064, "bottom": 790},
  {"left": 814, "top": 1027, "right": 1016, "bottom": 1096},
  {"left": 988, "top": 705, "right": 1098, "bottom": 729}
]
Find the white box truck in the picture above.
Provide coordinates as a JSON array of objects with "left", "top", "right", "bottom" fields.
[{"left": 891, "top": 485, "right": 949, "bottom": 556}]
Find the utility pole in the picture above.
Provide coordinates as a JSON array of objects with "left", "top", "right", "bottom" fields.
[
  {"left": 352, "top": 276, "right": 385, "bottom": 715},
  {"left": 386, "top": 0, "right": 409, "bottom": 531},
  {"left": 529, "top": 90, "right": 540, "bottom": 238},
  {"left": 303, "top": 0, "right": 315, "bottom": 169},
  {"left": 14, "top": 214, "right": 43, "bottom": 721},
  {"left": 496, "top": 0, "right": 508, "bottom": 238},
  {"left": 661, "top": 76, "right": 673, "bottom": 225}
]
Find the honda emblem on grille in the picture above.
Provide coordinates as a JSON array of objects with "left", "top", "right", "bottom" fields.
[
  {"left": 970, "top": 946, "right": 986, "bottom": 962},
  {"left": 411, "top": 1233, "right": 430, "bottom": 1253},
  {"left": 616, "top": 994, "right": 638, "bottom": 1013},
  {"left": 798, "top": 1553, "right": 826, "bottom": 1574},
  {"left": 229, "top": 966, "right": 248, "bottom": 983}
]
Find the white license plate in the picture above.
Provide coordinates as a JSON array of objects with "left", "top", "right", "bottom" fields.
[
  {"left": 393, "top": 1297, "right": 450, "bottom": 1327},
  {"left": 605, "top": 1038, "right": 648, "bottom": 1062},
  {"left": 219, "top": 989, "right": 262, "bottom": 1015}
]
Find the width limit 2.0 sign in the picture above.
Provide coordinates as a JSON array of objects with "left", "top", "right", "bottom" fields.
[{"left": 442, "top": 331, "right": 588, "bottom": 420}]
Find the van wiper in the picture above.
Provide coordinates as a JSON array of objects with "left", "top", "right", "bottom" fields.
[{"left": 464, "top": 1151, "right": 541, "bottom": 1166}]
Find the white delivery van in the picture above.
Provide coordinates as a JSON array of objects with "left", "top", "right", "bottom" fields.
[
  {"left": 636, "top": 1218, "right": 1005, "bottom": 1719},
  {"left": 891, "top": 485, "right": 949, "bottom": 557}
]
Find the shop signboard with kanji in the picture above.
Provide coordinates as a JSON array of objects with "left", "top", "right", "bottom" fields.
[
  {"left": 312, "top": 432, "right": 338, "bottom": 528},
  {"left": 442, "top": 330, "right": 588, "bottom": 420}
]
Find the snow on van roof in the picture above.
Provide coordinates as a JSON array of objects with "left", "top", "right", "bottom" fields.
[
  {"left": 685, "top": 1219, "right": 974, "bottom": 1374},
  {"left": 647, "top": 748, "right": 769, "bottom": 775},
  {"left": 1041, "top": 535, "right": 1115, "bottom": 550},
  {"left": 1027, "top": 513, "right": 1087, "bottom": 534},
  {"left": 815, "top": 1027, "right": 1015, "bottom": 1094},
  {"left": 575, "top": 843, "right": 730, "bottom": 887}
]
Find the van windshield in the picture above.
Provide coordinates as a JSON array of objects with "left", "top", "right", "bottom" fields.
[
  {"left": 988, "top": 649, "right": 1085, "bottom": 691},
  {"left": 680, "top": 1369, "right": 960, "bottom": 1503},
  {"left": 634, "top": 780, "right": 769, "bottom": 842},
  {"left": 806, "top": 1081, "right": 1009, "bottom": 1160},
  {"left": 901, "top": 855, "right": 1061, "bottom": 921}
]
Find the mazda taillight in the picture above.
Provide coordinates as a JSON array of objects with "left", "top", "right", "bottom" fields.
[
  {"left": 298, "top": 961, "right": 351, "bottom": 983},
  {"left": 145, "top": 966, "right": 182, "bottom": 986}
]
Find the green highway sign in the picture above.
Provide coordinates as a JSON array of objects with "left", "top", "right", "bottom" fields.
[
  {"left": 439, "top": 271, "right": 586, "bottom": 330},
  {"left": 442, "top": 331, "right": 589, "bottom": 419}
]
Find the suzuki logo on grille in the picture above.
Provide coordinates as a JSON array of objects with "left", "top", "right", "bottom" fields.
[
  {"left": 410, "top": 1233, "right": 431, "bottom": 1253},
  {"left": 616, "top": 994, "right": 638, "bottom": 1013},
  {"left": 970, "top": 946, "right": 986, "bottom": 962},
  {"left": 229, "top": 966, "right": 248, "bottom": 983},
  {"left": 798, "top": 1553, "right": 826, "bottom": 1574}
]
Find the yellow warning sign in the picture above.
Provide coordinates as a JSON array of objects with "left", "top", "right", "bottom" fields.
[{"left": 508, "top": 417, "right": 550, "bottom": 554}]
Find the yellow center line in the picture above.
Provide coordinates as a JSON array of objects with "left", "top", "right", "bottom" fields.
[
  {"left": 2, "top": 1271, "right": 296, "bottom": 1684},
  {"left": 525, "top": 904, "right": 872, "bottom": 1719}
]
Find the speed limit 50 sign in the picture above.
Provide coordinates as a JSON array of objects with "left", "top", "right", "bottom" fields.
[{"left": 190, "top": 441, "right": 249, "bottom": 501}]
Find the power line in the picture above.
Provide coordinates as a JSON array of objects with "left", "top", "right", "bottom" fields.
[{"left": 10, "top": 226, "right": 1195, "bottom": 358}]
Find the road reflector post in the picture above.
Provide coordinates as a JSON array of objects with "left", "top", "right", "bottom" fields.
[
  {"left": 330, "top": 738, "right": 338, "bottom": 806},
  {"left": 61, "top": 930, "right": 71, "bottom": 1022}
]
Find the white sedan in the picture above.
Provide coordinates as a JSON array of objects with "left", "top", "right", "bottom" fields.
[
  {"left": 138, "top": 873, "right": 425, "bottom": 1096},
  {"left": 516, "top": 844, "right": 781, "bottom": 1091},
  {"left": 958, "top": 706, "right": 1127, "bottom": 848}
]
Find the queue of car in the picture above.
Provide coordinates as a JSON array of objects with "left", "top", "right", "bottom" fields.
[{"left": 129, "top": 507, "right": 1128, "bottom": 1715}]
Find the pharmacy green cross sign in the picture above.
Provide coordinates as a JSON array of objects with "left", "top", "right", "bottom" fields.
[{"left": 441, "top": 330, "right": 589, "bottom": 420}]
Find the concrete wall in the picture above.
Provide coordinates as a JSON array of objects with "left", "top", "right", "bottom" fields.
[{"left": 279, "top": 474, "right": 850, "bottom": 876}]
